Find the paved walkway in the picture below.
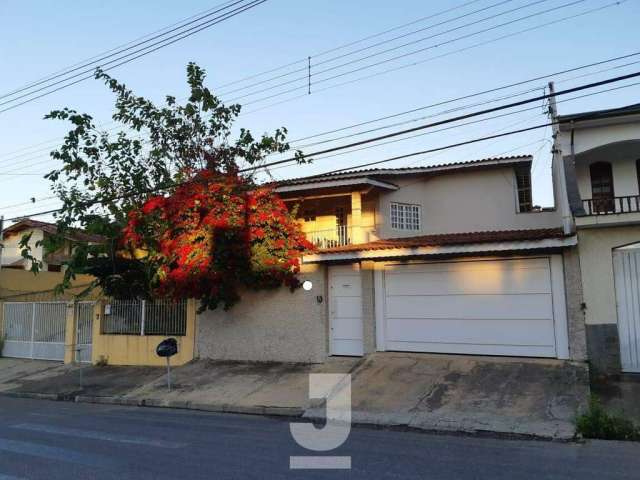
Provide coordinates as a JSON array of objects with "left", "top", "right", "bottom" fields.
[{"left": 0, "top": 353, "right": 589, "bottom": 439}]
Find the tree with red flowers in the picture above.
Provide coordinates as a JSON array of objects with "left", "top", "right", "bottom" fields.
[
  {"left": 122, "top": 172, "right": 313, "bottom": 310},
  {"left": 21, "top": 63, "right": 312, "bottom": 310}
]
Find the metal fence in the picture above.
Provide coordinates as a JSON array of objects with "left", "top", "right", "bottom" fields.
[
  {"left": 2, "top": 302, "right": 67, "bottom": 361},
  {"left": 102, "top": 299, "right": 187, "bottom": 336}
]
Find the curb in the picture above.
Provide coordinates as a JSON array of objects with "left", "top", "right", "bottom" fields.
[
  {"left": 1, "top": 391, "right": 574, "bottom": 442},
  {"left": 74, "top": 395, "right": 305, "bottom": 418},
  {"left": 1, "top": 391, "right": 304, "bottom": 418}
]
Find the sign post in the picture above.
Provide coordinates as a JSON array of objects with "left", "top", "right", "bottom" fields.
[{"left": 156, "top": 338, "right": 178, "bottom": 392}]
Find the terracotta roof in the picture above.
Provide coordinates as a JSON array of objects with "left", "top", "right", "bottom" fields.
[
  {"left": 278, "top": 155, "right": 531, "bottom": 187},
  {"left": 2, "top": 218, "right": 105, "bottom": 243},
  {"left": 317, "top": 228, "right": 567, "bottom": 254}
]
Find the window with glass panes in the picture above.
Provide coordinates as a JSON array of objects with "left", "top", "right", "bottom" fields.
[
  {"left": 515, "top": 166, "right": 533, "bottom": 212},
  {"left": 391, "top": 203, "right": 420, "bottom": 230}
]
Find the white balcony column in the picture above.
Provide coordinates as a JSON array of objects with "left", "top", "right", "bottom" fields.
[{"left": 351, "top": 191, "right": 364, "bottom": 244}]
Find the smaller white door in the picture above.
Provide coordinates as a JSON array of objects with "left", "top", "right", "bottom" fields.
[{"left": 329, "top": 265, "right": 363, "bottom": 356}]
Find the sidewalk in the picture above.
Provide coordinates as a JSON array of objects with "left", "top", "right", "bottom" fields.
[{"left": 0, "top": 354, "right": 589, "bottom": 440}]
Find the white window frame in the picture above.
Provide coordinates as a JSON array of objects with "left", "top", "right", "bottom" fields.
[{"left": 390, "top": 202, "right": 421, "bottom": 231}]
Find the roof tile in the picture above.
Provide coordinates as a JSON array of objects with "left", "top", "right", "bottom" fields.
[{"left": 317, "top": 228, "right": 567, "bottom": 254}]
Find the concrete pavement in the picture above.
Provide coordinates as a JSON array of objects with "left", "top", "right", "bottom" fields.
[
  {"left": 0, "top": 396, "right": 638, "bottom": 480},
  {"left": 307, "top": 353, "right": 589, "bottom": 439},
  {"left": 0, "top": 354, "right": 589, "bottom": 439}
]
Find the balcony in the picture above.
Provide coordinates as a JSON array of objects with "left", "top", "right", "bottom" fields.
[
  {"left": 306, "top": 226, "right": 352, "bottom": 250},
  {"left": 582, "top": 196, "right": 640, "bottom": 216}
]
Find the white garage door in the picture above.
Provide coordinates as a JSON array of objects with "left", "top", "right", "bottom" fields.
[{"left": 382, "top": 257, "right": 561, "bottom": 358}]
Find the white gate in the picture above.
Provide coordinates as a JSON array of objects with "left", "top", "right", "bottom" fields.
[
  {"left": 613, "top": 248, "right": 640, "bottom": 373},
  {"left": 2, "top": 302, "right": 67, "bottom": 361},
  {"left": 75, "top": 302, "right": 94, "bottom": 363}
]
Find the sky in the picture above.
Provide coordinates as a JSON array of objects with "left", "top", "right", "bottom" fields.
[{"left": 0, "top": 0, "right": 639, "bottom": 223}]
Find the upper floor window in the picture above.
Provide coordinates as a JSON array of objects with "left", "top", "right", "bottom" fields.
[
  {"left": 590, "top": 161, "right": 614, "bottom": 212},
  {"left": 515, "top": 166, "right": 533, "bottom": 213},
  {"left": 391, "top": 202, "right": 420, "bottom": 231}
]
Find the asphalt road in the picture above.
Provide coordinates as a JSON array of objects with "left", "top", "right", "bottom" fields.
[{"left": 0, "top": 397, "right": 637, "bottom": 480}]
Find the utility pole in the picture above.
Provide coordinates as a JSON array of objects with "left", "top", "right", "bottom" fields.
[{"left": 547, "top": 82, "right": 573, "bottom": 234}]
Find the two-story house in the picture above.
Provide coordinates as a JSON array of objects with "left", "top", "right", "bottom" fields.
[
  {"left": 1, "top": 218, "right": 103, "bottom": 272},
  {"left": 553, "top": 102, "right": 640, "bottom": 375},
  {"left": 196, "top": 155, "right": 585, "bottom": 366}
]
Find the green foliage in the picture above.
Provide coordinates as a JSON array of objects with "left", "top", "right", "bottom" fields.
[
  {"left": 576, "top": 397, "right": 640, "bottom": 441},
  {"left": 22, "top": 63, "right": 306, "bottom": 298}
]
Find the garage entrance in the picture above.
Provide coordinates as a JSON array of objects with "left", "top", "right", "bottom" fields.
[
  {"left": 378, "top": 256, "right": 568, "bottom": 358},
  {"left": 613, "top": 246, "right": 640, "bottom": 373}
]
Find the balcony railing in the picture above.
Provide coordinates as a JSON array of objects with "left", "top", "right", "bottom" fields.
[
  {"left": 306, "top": 226, "right": 352, "bottom": 249},
  {"left": 582, "top": 196, "right": 640, "bottom": 215}
]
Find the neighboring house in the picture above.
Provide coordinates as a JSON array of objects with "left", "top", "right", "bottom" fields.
[
  {"left": 553, "top": 102, "right": 640, "bottom": 375},
  {"left": 0, "top": 218, "right": 103, "bottom": 272},
  {"left": 197, "top": 155, "right": 585, "bottom": 365}
]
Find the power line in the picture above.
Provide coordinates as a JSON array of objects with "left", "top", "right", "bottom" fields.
[
  {"left": 218, "top": 0, "right": 523, "bottom": 97},
  {"left": 0, "top": 0, "right": 258, "bottom": 103},
  {"left": 244, "top": 70, "right": 640, "bottom": 172},
  {"left": 0, "top": 2, "right": 488, "bottom": 160},
  {"left": 238, "top": 0, "right": 625, "bottom": 112},
  {"left": 0, "top": 0, "right": 267, "bottom": 114},
  {"left": 0, "top": 0, "right": 241, "bottom": 100},
  {"left": 0, "top": 0, "right": 532, "bottom": 112},
  {"left": 0, "top": 0, "right": 608, "bottom": 115},
  {"left": 0, "top": 0, "right": 626, "bottom": 162},
  {"left": 3, "top": 54, "right": 638, "bottom": 211},
  {"left": 213, "top": 0, "right": 487, "bottom": 90},
  {"left": 232, "top": 0, "right": 612, "bottom": 107},
  {"left": 2, "top": 47, "right": 638, "bottom": 175},
  {"left": 225, "top": 0, "right": 589, "bottom": 104},
  {"left": 4, "top": 70, "right": 638, "bottom": 222}
]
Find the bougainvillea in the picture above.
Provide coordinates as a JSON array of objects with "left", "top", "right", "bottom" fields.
[{"left": 121, "top": 170, "right": 314, "bottom": 311}]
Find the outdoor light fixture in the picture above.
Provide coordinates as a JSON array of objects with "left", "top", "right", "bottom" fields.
[{"left": 302, "top": 280, "right": 313, "bottom": 291}]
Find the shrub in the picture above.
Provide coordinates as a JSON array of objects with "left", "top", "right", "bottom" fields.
[{"left": 576, "top": 397, "right": 640, "bottom": 441}]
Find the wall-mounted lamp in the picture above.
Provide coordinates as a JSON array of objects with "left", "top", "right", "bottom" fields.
[{"left": 302, "top": 280, "right": 313, "bottom": 291}]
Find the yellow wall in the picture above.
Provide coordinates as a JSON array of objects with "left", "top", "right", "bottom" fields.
[
  {"left": 0, "top": 269, "right": 97, "bottom": 300},
  {"left": 91, "top": 299, "right": 196, "bottom": 366}
]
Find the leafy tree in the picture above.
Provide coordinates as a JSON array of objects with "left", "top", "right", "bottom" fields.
[{"left": 21, "top": 63, "right": 309, "bottom": 309}]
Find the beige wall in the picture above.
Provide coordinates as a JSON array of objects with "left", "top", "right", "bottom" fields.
[
  {"left": 577, "top": 225, "right": 640, "bottom": 326},
  {"left": 376, "top": 168, "right": 562, "bottom": 238},
  {"left": 196, "top": 263, "right": 328, "bottom": 363}
]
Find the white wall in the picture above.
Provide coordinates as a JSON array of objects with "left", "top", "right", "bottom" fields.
[
  {"left": 557, "top": 123, "right": 640, "bottom": 156},
  {"left": 375, "top": 168, "right": 562, "bottom": 238},
  {"left": 575, "top": 159, "right": 639, "bottom": 200},
  {"left": 558, "top": 122, "right": 640, "bottom": 201}
]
